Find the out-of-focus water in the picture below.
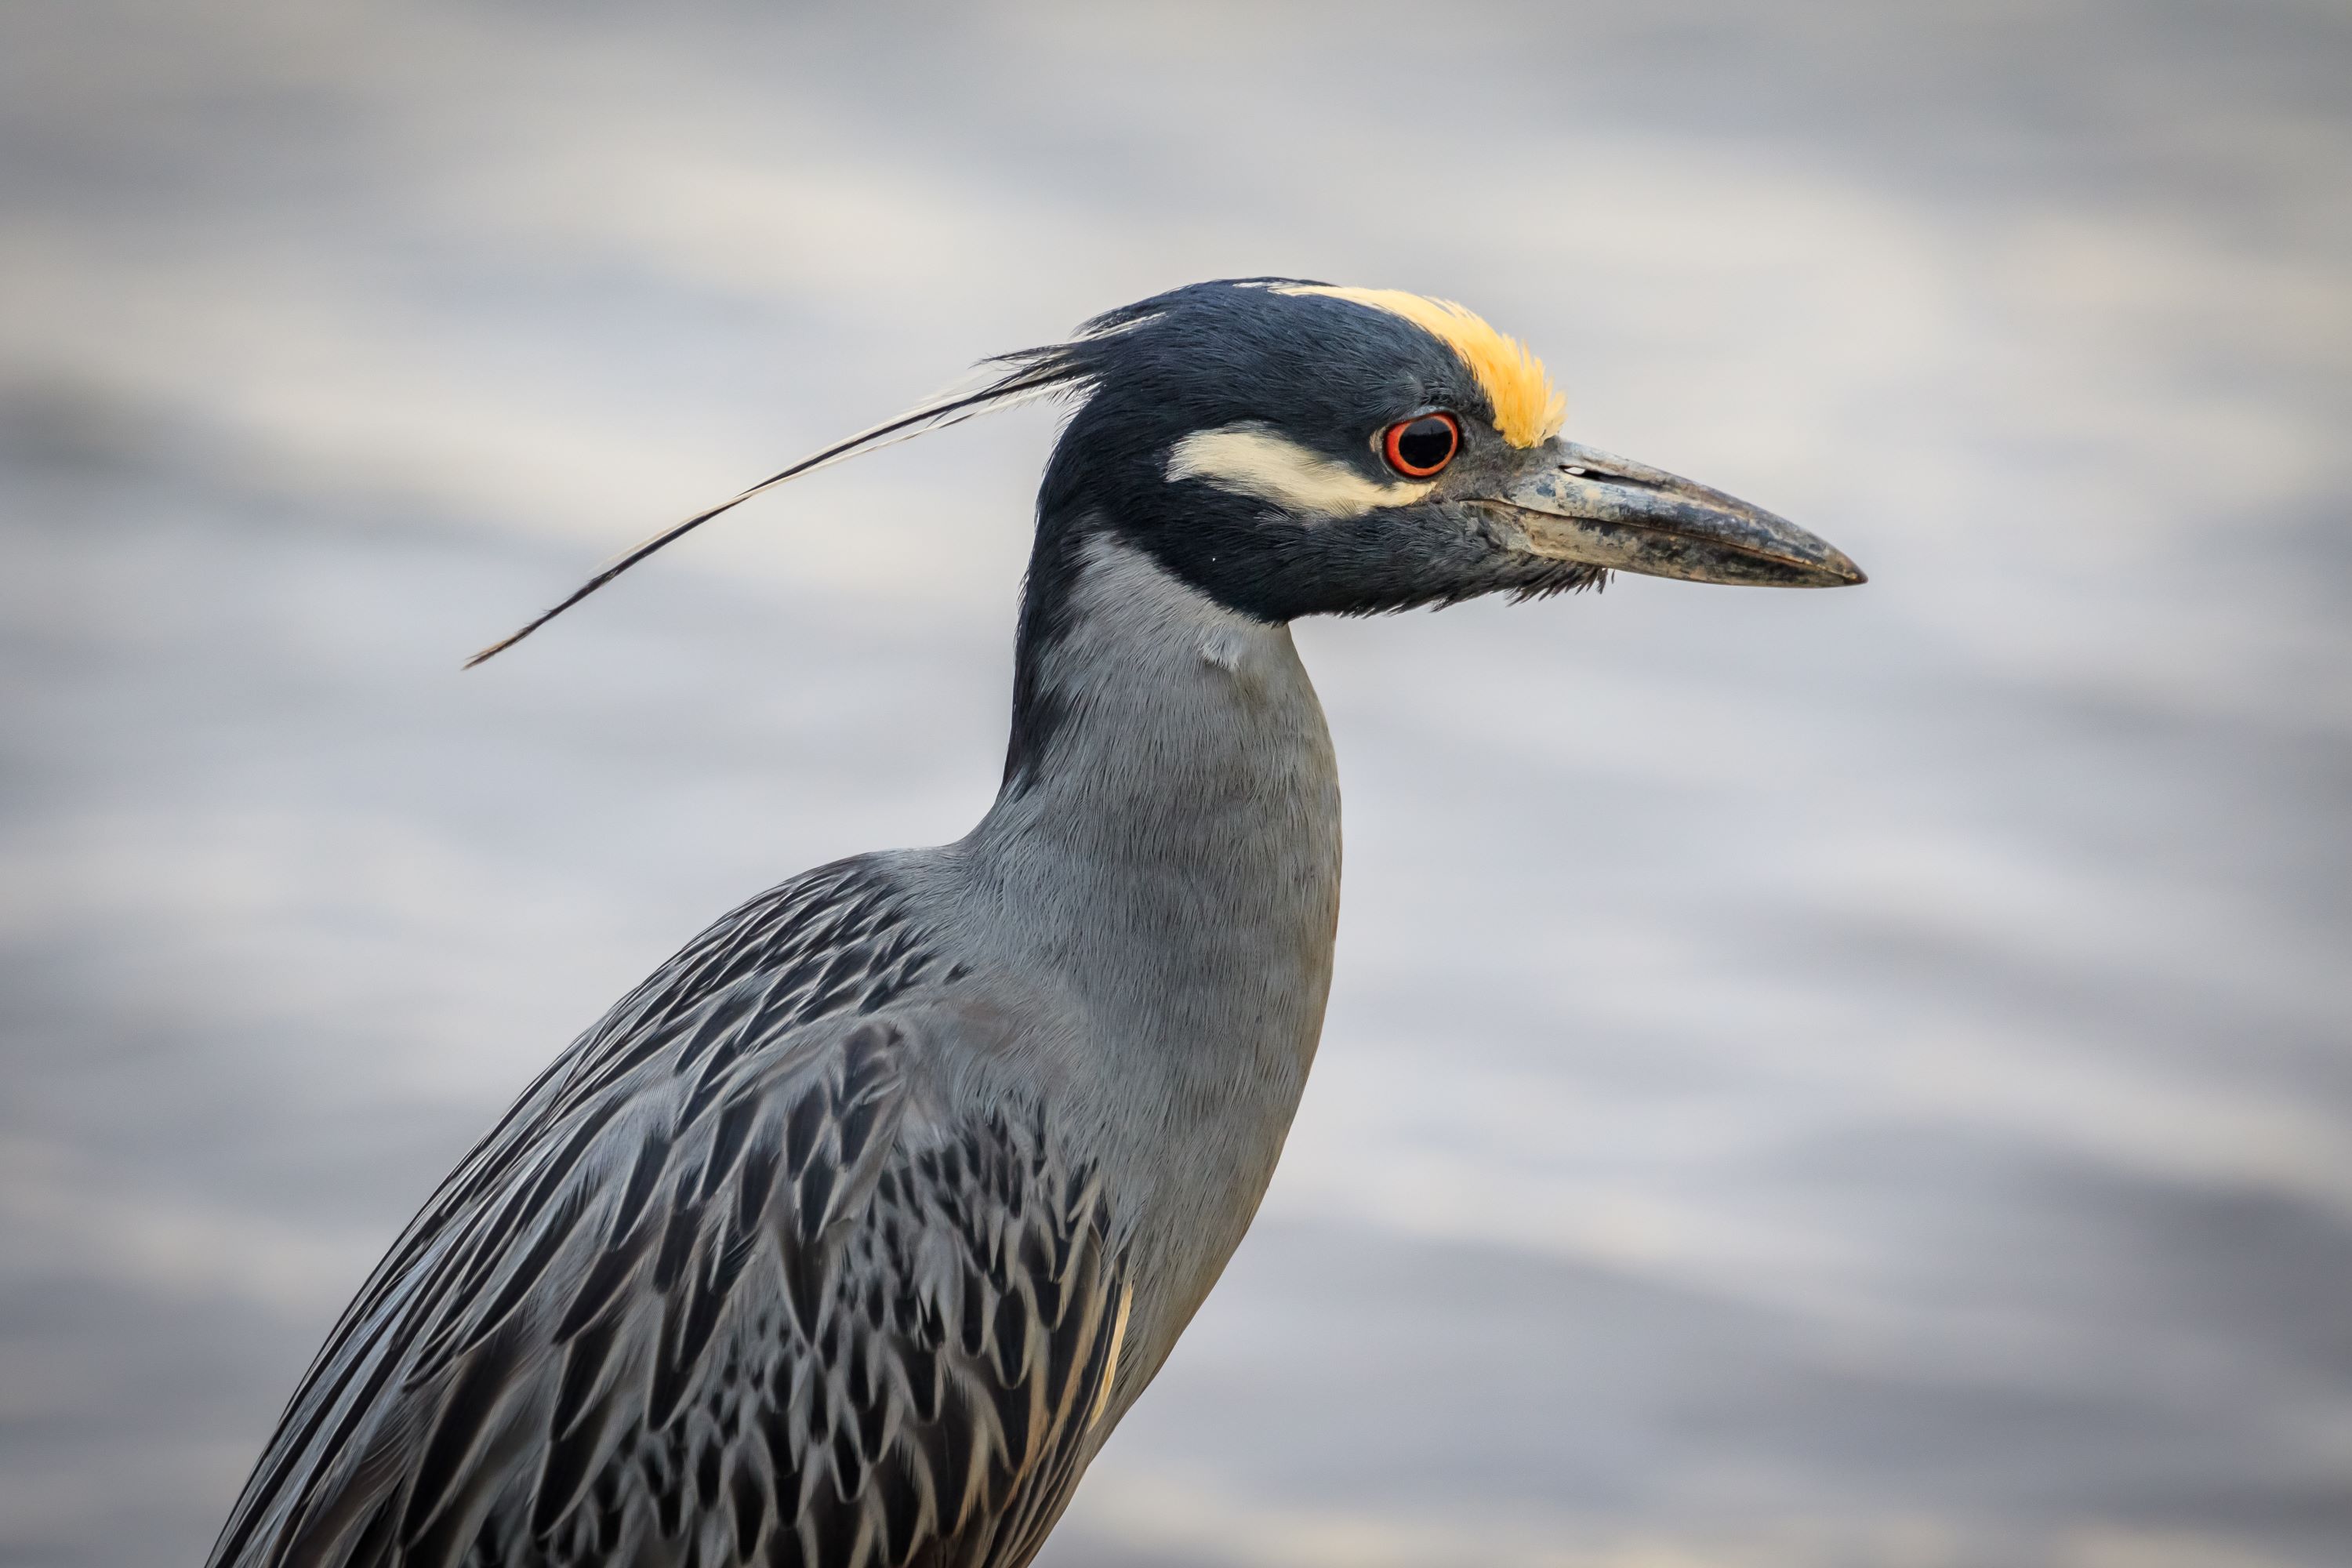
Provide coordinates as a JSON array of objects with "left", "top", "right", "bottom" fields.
[{"left": 3, "top": 2, "right": 2348, "bottom": 1564}]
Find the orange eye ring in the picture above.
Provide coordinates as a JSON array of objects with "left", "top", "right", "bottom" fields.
[{"left": 1381, "top": 412, "right": 1461, "bottom": 477}]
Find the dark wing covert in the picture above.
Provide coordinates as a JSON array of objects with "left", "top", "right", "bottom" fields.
[{"left": 207, "top": 857, "right": 1131, "bottom": 1568}]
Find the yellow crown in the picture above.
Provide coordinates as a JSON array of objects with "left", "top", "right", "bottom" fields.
[{"left": 1279, "top": 285, "right": 1566, "bottom": 448}]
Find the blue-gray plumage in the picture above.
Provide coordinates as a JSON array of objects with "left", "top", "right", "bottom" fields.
[{"left": 209, "top": 279, "right": 1863, "bottom": 1568}]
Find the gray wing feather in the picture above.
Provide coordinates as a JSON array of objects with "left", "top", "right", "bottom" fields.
[{"left": 209, "top": 858, "right": 1127, "bottom": 1568}]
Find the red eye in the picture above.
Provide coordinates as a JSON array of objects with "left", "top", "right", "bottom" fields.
[{"left": 1381, "top": 412, "right": 1460, "bottom": 477}]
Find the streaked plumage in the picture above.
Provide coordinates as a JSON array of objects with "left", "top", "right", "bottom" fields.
[
  {"left": 210, "top": 279, "right": 1861, "bottom": 1568},
  {"left": 214, "top": 860, "right": 1136, "bottom": 1568}
]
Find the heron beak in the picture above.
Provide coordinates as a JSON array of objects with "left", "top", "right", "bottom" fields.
[{"left": 1485, "top": 440, "right": 1865, "bottom": 588}]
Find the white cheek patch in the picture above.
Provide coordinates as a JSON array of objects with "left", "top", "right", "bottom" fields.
[{"left": 1165, "top": 423, "right": 1433, "bottom": 518}]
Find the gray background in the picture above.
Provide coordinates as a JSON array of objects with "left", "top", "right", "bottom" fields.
[{"left": 4, "top": 2, "right": 2349, "bottom": 1564}]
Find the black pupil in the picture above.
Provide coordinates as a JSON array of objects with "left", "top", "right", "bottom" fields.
[{"left": 1395, "top": 416, "right": 1454, "bottom": 470}]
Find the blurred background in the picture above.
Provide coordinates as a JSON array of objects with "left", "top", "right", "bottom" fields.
[{"left": 4, "top": 2, "right": 2349, "bottom": 1564}]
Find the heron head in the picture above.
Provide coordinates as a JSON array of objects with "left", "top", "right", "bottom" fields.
[
  {"left": 1033, "top": 279, "right": 1864, "bottom": 621},
  {"left": 466, "top": 278, "right": 1860, "bottom": 666}
]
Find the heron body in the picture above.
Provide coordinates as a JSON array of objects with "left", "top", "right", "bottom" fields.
[{"left": 209, "top": 280, "right": 1861, "bottom": 1568}]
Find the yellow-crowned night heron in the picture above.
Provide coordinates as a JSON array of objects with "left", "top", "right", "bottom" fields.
[{"left": 208, "top": 280, "right": 1863, "bottom": 1568}]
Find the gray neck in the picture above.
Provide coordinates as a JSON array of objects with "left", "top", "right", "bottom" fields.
[{"left": 953, "top": 533, "right": 1342, "bottom": 1364}]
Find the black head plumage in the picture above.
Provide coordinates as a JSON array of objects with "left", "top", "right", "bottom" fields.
[{"left": 466, "top": 278, "right": 1593, "bottom": 666}]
